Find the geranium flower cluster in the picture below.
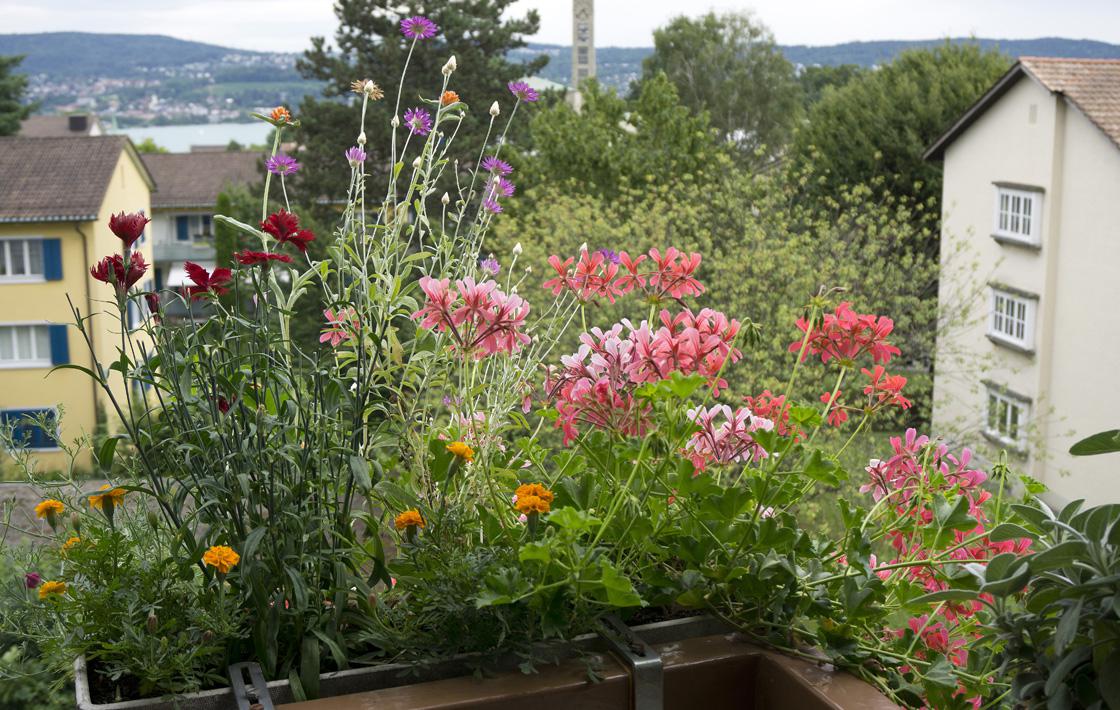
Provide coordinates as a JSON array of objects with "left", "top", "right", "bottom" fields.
[
  {"left": 412, "top": 276, "right": 530, "bottom": 358},
  {"left": 543, "top": 247, "right": 704, "bottom": 304},
  {"left": 683, "top": 404, "right": 773, "bottom": 473},
  {"left": 546, "top": 308, "right": 741, "bottom": 444},
  {"left": 859, "top": 429, "right": 1032, "bottom": 697},
  {"left": 790, "top": 301, "right": 901, "bottom": 365}
]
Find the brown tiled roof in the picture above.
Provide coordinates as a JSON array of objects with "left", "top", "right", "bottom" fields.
[
  {"left": 143, "top": 151, "right": 263, "bottom": 209},
  {"left": 926, "top": 57, "right": 1120, "bottom": 160},
  {"left": 18, "top": 114, "right": 101, "bottom": 138},
  {"left": 1020, "top": 57, "right": 1120, "bottom": 148},
  {"left": 0, "top": 136, "right": 150, "bottom": 223}
]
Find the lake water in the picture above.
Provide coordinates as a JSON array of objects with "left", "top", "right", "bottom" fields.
[{"left": 110, "top": 123, "right": 272, "bottom": 153}]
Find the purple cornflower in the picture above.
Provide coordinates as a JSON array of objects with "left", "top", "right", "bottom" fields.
[
  {"left": 492, "top": 176, "right": 515, "bottom": 198},
  {"left": 24, "top": 572, "right": 41, "bottom": 589},
  {"left": 483, "top": 198, "right": 503, "bottom": 214},
  {"left": 597, "top": 248, "right": 621, "bottom": 265},
  {"left": 507, "top": 81, "right": 539, "bottom": 103},
  {"left": 400, "top": 15, "right": 438, "bottom": 40},
  {"left": 480, "top": 256, "right": 500, "bottom": 275},
  {"left": 403, "top": 107, "right": 433, "bottom": 136},
  {"left": 481, "top": 156, "right": 513, "bottom": 176},
  {"left": 266, "top": 154, "right": 300, "bottom": 176},
  {"left": 345, "top": 146, "right": 367, "bottom": 166}
]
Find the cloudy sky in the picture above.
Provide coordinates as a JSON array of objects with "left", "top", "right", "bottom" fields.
[{"left": 2, "top": 0, "right": 1119, "bottom": 51}]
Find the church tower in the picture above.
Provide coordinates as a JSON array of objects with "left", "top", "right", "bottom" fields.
[{"left": 570, "top": 0, "right": 595, "bottom": 109}]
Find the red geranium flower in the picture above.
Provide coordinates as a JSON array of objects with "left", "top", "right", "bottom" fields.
[
  {"left": 260, "top": 210, "right": 315, "bottom": 253},
  {"left": 235, "top": 250, "right": 293, "bottom": 266},
  {"left": 90, "top": 252, "right": 148, "bottom": 297},
  {"left": 108, "top": 211, "right": 151, "bottom": 248},
  {"left": 183, "top": 261, "right": 232, "bottom": 300}
]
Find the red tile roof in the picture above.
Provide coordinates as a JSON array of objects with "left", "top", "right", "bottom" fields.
[{"left": 1020, "top": 57, "right": 1120, "bottom": 148}]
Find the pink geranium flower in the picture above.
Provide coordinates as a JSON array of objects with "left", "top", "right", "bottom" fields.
[{"left": 320, "top": 307, "right": 359, "bottom": 347}]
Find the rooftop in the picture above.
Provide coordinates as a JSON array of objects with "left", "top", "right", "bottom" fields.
[
  {"left": 0, "top": 135, "right": 150, "bottom": 223},
  {"left": 925, "top": 56, "right": 1120, "bottom": 160},
  {"left": 142, "top": 151, "right": 262, "bottom": 209},
  {"left": 18, "top": 114, "right": 102, "bottom": 138}
]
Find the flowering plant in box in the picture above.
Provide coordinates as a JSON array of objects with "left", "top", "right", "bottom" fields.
[{"left": 0, "top": 12, "right": 1044, "bottom": 709}]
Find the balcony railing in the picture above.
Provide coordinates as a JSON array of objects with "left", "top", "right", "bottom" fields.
[{"left": 153, "top": 236, "right": 216, "bottom": 263}]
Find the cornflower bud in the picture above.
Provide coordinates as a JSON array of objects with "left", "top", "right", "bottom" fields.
[
  {"left": 357, "top": 131, "right": 367, "bottom": 145},
  {"left": 489, "top": 101, "right": 500, "bottom": 117},
  {"left": 441, "top": 192, "right": 450, "bottom": 205},
  {"left": 441, "top": 56, "right": 457, "bottom": 76},
  {"left": 146, "top": 612, "right": 158, "bottom": 633},
  {"left": 513, "top": 242, "right": 523, "bottom": 256},
  {"left": 391, "top": 115, "right": 400, "bottom": 128}
]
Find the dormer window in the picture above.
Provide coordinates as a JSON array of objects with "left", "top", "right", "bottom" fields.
[{"left": 992, "top": 184, "right": 1043, "bottom": 247}]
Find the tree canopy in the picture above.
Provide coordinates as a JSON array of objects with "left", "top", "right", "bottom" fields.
[
  {"left": 0, "top": 55, "right": 33, "bottom": 137},
  {"left": 635, "top": 11, "right": 801, "bottom": 162}
]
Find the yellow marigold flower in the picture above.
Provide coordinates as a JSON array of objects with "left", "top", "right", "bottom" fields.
[
  {"left": 394, "top": 509, "right": 425, "bottom": 530},
  {"left": 89, "top": 484, "right": 126, "bottom": 510},
  {"left": 62, "top": 536, "right": 81, "bottom": 552},
  {"left": 270, "top": 106, "right": 291, "bottom": 124},
  {"left": 202, "top": 545, "right": 240, "bottom": 574},
  {"left": 34, "top": 499, "right": 64, "bottom": 519},
  {"left": 38, "top": 580, "right": 66, "bottom": 600},
  {"left": 514, "top": 483, "right": 554, "bottom": 504},
  {"left": 446, "top": 441, "right": 475, "bottom": 462},
  {"left": 441, "top": 90, "right": 460, "bottom": 106},
  {"left": 515, "top": 495, "right": 550, "bottom": 515}
]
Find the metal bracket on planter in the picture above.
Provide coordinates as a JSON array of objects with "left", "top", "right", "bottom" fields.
[
  {"left": 229, "top": 662, "right": 275, "bottom": 710},
  {"left": 597, "top": 615, "right": 664, "bottom": 710}
]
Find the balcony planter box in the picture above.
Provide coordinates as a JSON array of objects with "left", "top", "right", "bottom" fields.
[{"left": 75, "top": 616, "right": 897, "bottom": 709}]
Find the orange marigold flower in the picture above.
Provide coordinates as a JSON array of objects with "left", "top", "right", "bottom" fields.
[
  {"left": 270, "top": 106, "right": 291, "bottom": 124},
  {"left": 34, "top": 499, "right": 64, "bottom": 519},
  {"left": 38, "top": 580, "right": 66, "bottom": 600},
  {"left": 515, "top": 495, "right": 550, "bottom": 515},
  {"left": 62, "top": 536, "right": 81, "bottom": 552},
  {"left": 514, "top": 483, "right": 554, "bottom": 504},
  {"left": 394, "top": 509, "right": 425, "bottom": 530},
  {"left": 202, "top": 545, "right": 240, "bottom": 574},
  {"left": 441, "top": 90, "right": 460, "bottom": 106},
  {"left": 446, "top": 441, "right": 475, "bottom": 462},
  {"left": 89, "top": 484, "right": 126, "bottom": 510}
]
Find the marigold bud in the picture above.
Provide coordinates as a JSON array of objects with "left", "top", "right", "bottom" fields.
[
  {"left": 70, "top": 512, "right": 81, "bottom": 533},
  {"left": 367, "top": 591, "right": 377, "bottom": 607},
  {"left": 489, "top": 101, "right": 500, "bottom": 117},
  {"left": 146, "top": 612, "right": 158, "bottom": 633},
  {"left": 202, "top": 630, "right": 214, "bottom": 643}
]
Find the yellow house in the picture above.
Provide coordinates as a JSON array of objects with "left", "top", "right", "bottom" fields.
[{"left": 0, "top": 135, "right": 154, "bottom": 474}]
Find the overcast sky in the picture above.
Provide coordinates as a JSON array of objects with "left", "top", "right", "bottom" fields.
[{"left": 2, "top": 0, "right": 1119, "bottom": 52}]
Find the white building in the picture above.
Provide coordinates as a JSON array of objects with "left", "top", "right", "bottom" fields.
[{"left": 926, "top": 57, "right": 1120, "bottom": 504}]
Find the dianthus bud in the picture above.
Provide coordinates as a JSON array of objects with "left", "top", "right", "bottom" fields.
[
  {"left": 441, "top": 192, "right": 450, "bottom": 205},
  {"left": 202, "top": 630, "right": 214, "bottom": 643},
  {"left": 146, "top": 612, "right": 158, "bottom": 633},
  {"left": 513, "top": 242, "right": 523, "bottom": 256},
  {"left": 70, "top": 512, "right": 81, "bottom": 533},
  {"left": 391, "top": 115, "right": 400, "bottom": 128},
  {"left": 442, "top": 56, "right": 457, "bottom": 76},
  {"left": 489, "top": 101, "right": 500, "bottom": 117},
  {"left": 357, "top": 130, "right": 367, "bottom": 145},
  {"left": 367, "top": 591, "right": 377, "bottom": 607}
]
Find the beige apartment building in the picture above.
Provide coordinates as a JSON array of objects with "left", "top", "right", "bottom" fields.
[{"left": 926, "top": 57, "right": 1120, "bottom": 504}]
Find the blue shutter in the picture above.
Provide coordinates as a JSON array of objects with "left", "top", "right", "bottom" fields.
[
  {"left": 176, "top": 216, "right": 190, "bottom": 241},
  {"left": 1, "top": 409, "right": 54, "bottom": 449},
  {"left": 42, "top": 239, "right": 63, "bottom": 280},
  {"left": 48, "top": 325, "right": 69, "bottom": 365}
]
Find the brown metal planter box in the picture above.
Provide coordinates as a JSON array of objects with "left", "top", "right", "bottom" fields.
[{"left": 75, "top": 617, "right": 898, "bottom": 709}]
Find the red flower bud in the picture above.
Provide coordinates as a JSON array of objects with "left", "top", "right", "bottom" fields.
[{"left": 108, "top": 211, "right": 151, "bottom": 248}]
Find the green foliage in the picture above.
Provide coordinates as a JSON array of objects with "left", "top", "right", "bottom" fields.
[
  {"left": 980, "top": 500, "right": 1120, "bottom": 708},
  {"left": 1070, "top": 429, "right": 1120, "bottom": 456},
  {"left": 790, "top": 42, "right": 1011, "bottom": 224},
  {"left": 636, "top": 11, "right": 801, "bottom": 161},
  {"left": 0, "top": 54, "right": 32, "bottom": 137},
  {"left": 522, "top": 73, "right": 723, "bottom": 198},
  {"left": 798, "top": 64, "right": 864, "bottom": 109},
  {"left": 133, "top": 137, "right": 168, "bottom": 154},
  {"left": 295, "top": 0, "right": 546, "bottom": 210}
]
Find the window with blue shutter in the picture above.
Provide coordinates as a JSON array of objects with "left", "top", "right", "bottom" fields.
[
  {"left": 48, "top": 325, "right": 69, "bottom": 365},
  {"left": 0, "top": 409, "right": 58, "bottom": 450},
  {"left": 42, "top": 239, "right": 63, "bottom": 280},
  {"left": 176, "top": 216, "right": 190, "bottom": 241}
]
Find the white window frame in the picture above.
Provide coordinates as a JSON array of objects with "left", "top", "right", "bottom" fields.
[
  {"left": 992, "top": 186, "right": 1042, "bottom": 246},
  {"left": 0, "top": 237, "right": 46, "bottom": 283},
  {"left": 0, "top": 406, "right": 60, "bottom": 452},
  {"left": 985, "top": 386, "right": 1030, "bottom": 449},
  {"left": 0, "top": 322, "right": 52, "bottom": 369},
  {"left": 988, "top": 288, "right": 1037, "bottom": 351}
]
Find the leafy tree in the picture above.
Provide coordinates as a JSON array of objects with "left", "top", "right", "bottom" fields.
[
  {"left": 635, "top": 11, "right": 801, "bottom": 162},
  {"left": 521, "top": 73, "right": 724, "bottom": 199},
  {"left": 296, "top": 0, "right": 546, "bottom": 212},
  {"left": 134, "top": 137, "right": 168, "bottom": 154},
  {"left": 791, "top": 42, "right": 1010, "bottom": 231},
  {"left": 0, "top": 55, "right": 33, "bottom": 136},
  {"left": 797, "top": 64, "right": 864, "bottom": 109}
]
